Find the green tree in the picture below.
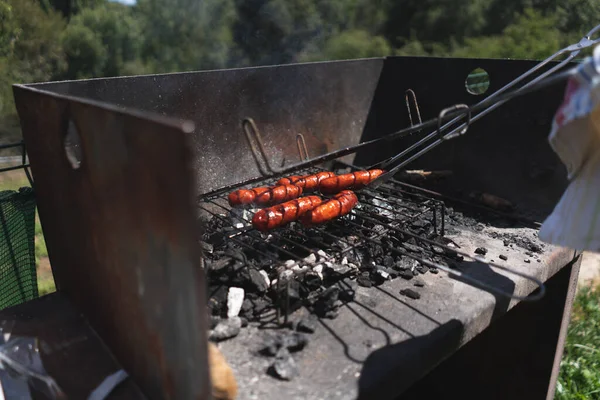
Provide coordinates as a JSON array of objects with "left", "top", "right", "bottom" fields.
[
  {"left": 300, "top": 29, "right": 392, "bottom": 61},
  {"left": 62, "top": 2, "right": 143, "bottom": 79},
  {"left": 452, "top": 8, "right": 563, "bottom": 60},
  {"left": 137, "top": 0, "right": 237, "bottom": 72}
]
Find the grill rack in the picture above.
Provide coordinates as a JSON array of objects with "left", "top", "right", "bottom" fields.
[{"left": 198, "top": 161, "right": 546, "bottom": 326}]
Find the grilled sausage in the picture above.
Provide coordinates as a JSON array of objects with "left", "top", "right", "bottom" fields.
[
  {"left": 300, "top": 190, "right": 358, "bottom": 227},
  {"left": 252, "top": 196, "right": 323, "bottom": 231},
  {"left": 228, "top": 187, "right": 270, "bottom": 207},
  {"left": 228, "top": 185, "right": 303, "bottom": 207},
  {"left": 277, "top": 171, "right": 336, "bottom": 192},
  {"left": 318, "top": 169, "right": 384, "bottom": 194}
]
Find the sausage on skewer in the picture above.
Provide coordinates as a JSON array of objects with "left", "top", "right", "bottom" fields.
[
  {"left": 252, "top": 196, "right": 323, "bottom": 232},
  {"left": 228, "top": 185, "right": 303, "bottom": 207},
  {"left": 300, "top": 190, "right": 358, "bottom": 227},
  {"left": 277, "top": 171, "right": 335, "bottom": 192},
  {"left": 318, "top": 169, "right": 384, "bottom": 194}
]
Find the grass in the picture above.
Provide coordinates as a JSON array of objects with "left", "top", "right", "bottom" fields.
[{"left": 557, "top": 286, "right": 600, "bottom": 399}]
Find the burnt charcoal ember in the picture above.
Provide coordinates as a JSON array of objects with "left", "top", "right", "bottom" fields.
[
  {"left": 525, "top": 259, "right": 531, "bottom": 263},
  {"left": 261, "top": 331, "right": 309, "bottom": 356},
  {"left": 357, "top": 273, "right": 373, "bottom": 288},
  {"left": 297, "top": 316, "right": 317, "bottom": 334},
  {"left": 402, "top": 242, "right": 422, "bottom": 253},
  {"left": 314, "top": 286, "right": 340, "bottom": 316},
  {"left": 270, "top": 348, "right": 299, "bottom": 381},
  {"left": 240, "top": 317, "right": 248, "bottom": 327},
  {"left": 275, "top": 280, "right": 303, "bottom": 313},
  {"left": 240, "top": 298, "right": 254, "bottom": 318},
  {"left": 337, "top": 278, "right": 359, "bottom": 301},
  {"left": 383, "top": 255, "right": 394, "bottom": 267},
  {"left": 499, "top": 254, "right": 508, "bottom": 261},
  {"left": 248, "top": 268, "right": 269, "bottom": 293},
  {"left": 399, "top": 270, "right": 414, "bottom": 280},
  {"left": 303, "top": 271, "right": 323, "bottom": 291},
  {"left": 252, "top": 297, "right": 270, "bottom": 316},
  {"left": 209, "top": 317, "right": 242, "bottom": 341},
  {"left": 400, "top": 288, "right": 421, "bottom": 300},
  {"left": 207, "top": 286, "right": 228, "bottom": 316},
  {"left": 529, "top": 243, "right": 542, "bottom": 253},
  {"left": 324, "top": 262, "right": 352, "bottom": 277},
  {"left": 430, "top": 267, "right": 439, "bottom": 274},
  {"left": 503, "top": 240, "right": 510, "bottom": 247},
  {"left": 416, "top": 264, "right": 429, "bottom": 274},
  {"left": 209, "top": 315, "right": 221, "bottom": 329},
  {"left": 475, "top": 247, "right": 488, "bottom": 256}
]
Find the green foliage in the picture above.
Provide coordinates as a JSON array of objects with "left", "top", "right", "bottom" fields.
[
  {"left": 137, "top": 0, "right": 236, "bottom": 72},
  {"left": 452, "top": 8, "right": 564, "bottom": 60},
  {"left": 301, "top": 29, "right": 392, "bottom": 62},
  {"left": 557, "top": 287, "right": 600, "bottom": 399},
  {"left": 62, "top": 2, "right": 143, "bottom": 78}
]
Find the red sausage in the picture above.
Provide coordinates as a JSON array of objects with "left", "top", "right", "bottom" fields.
[
  {"left": 228, "top": 187, "right": 270, "bottom": 207},
  {"left": 252, "top": 196, "right": 323, "bottom": 232},
  {"left": 300, "top": 190, "right": 358, "bottom": 227},
  {"left": 277, "top": 171, "right": 336, "bottom": 192},
  {"left": 318, "top": 169, "right": 384, "bottom": 194},
  {"left": 228, "top": 185, "right": 303, "bottom": 207}
]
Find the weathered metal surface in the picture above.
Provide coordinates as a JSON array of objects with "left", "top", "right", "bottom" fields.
[
  {"left": 13, "top": 86, "right": 209, "bottom": 400},
  {"left": 0, "top": 292, "right": 145, "bottom": 399},
  {"left": 33, "top": 59, "right": 385, "bottom": 195}
]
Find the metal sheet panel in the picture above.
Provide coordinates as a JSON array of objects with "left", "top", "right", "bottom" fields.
[{"left": 13, "top": 86, "right": 209, "bottom": 400}]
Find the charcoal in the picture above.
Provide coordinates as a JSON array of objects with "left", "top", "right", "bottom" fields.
[
  {"left": 315, "top": 287, "right": 340, "bottom": 316},
  {"left": 276, "top": 280, "right": 303, "bottom": 312},
  {"left": 248, "top": 268, "right": 269, "bottom": 293},
  {"left": 416, "top": 265, "right": 429, "bottom": 274},
  {"left": 400, "top": 288, "right": 421, "bottom": 300},
  {"left": 499, "top": 254, "right": 508, "bottom": 261},
  {"left": 529, "top": 243, "right": 542, "bottom": 253},
  {"left": 209, "top": 317, "right": 242, "bottom": 341},
  {"left": 430, "top": 267, "right": 439, "bottom": 274},
  {"left": 357, "top": 274, "right": 373, "bottom": 288},
  {"left": 270, "top": 348, "right": 299, "bottom": 381},
  {"left": 399, "top": 270, "right": 414, "bottom": 280},
  {"left": 525, "top": 259, "right": 531, "bottom": 263},
  {"left": 207, "top": 286, "right": 228, "bottom": 316},
  {"left": 240, "top": 317, "right": 249, "bottom": 327},
  {"left": 338, "top": 278, "right": 359, "bottom": 301},
  {"left": 383, "top": 255, "right": 394, "bottom": 267},
  {"left": 240, "top": 298, "right": 254, "bottom": 317},
  {"left": 325, "top": 309, "right": 339, "bottom": 319},
  {"left": 297, "top": 317, "right": 317, "bottom": 334},
  {"left": 402, "top": 242, "right": 422, "bottom": 253},
  {"left": 303, "top": 271, "right": 322, "bottom": 291},
  {"left": 252, "top": 297, "right": 270, "bottom": 316},
  {"left": 324, "top": 262, "right": 352, "bottom": 277},
  {"left": 525, "top": 251, "right": 533, "bottom": 257},
  {"left": 261, "top": 331, "right": 309, "bottom": 356},
  {"left": 503, "top": 240, "right": 510, "bottom": 247},
  {"left": 209, "top": 315, "right": 221, "bottom": 329},
  {"left": 475, "top": 247, "right": 488, "bottom": 255},
  {"left": 281, "top": 332, "right": 309, "bottom": 352}
]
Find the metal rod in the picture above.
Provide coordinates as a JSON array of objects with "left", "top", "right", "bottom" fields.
[
  {"left": 405, "top": 89, "right": 422, "bottom": 129},
  {"left": 296, "top": 134, "right": 310, "bottom": 161}
]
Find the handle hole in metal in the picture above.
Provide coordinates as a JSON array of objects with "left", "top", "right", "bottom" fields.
[
  {"left": 465, "top": 68, "right": 490, "bottom": 96},
  {"left": 64, "top": 120, "right": 83, "bottom": 170}
]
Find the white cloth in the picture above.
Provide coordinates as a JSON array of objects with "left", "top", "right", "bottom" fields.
[{"left": 539, "top": 45, "right": 600, "bottom": 251}]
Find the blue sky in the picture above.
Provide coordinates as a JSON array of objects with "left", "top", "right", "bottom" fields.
[{"left": 113, "top": 0, "right": 136, "bottom": 4}]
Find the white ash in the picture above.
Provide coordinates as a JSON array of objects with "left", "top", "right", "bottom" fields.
[
  {"left": 292, "top": 265, "right": 310, "bottom": 275},
  {"left": 234, "top": 222, "right": 244, "bottom": 229},
  {"left": 317, "top": 250, "right": 329, "bottom": 261},
  {"left": 227, "top": 287, "right": 245, "bottom": 318},
  {"left": 259, "top": 270, "right": 271, "bottom": 287},
  {"left": 341, "top": 257, "right": 348, "bottom": 265},
  {"left": 303, "top": 254, "right": 317, "bottom": 264},
  {"left": 284, "top": 259, "right": 297, "bottom": 268},
  {"left": 377, "top": 269, "right": 390, "bottom": 280},
  {"left": 372, "top": 198, "right": 395, "bottom": 218},
  {"left": 313, "top": 264, "right": 324, "bottom": 280}
]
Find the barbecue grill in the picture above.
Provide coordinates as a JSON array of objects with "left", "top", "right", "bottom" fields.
[{"left": 6, "top": 50, "right": 587, "bottom": 399}]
